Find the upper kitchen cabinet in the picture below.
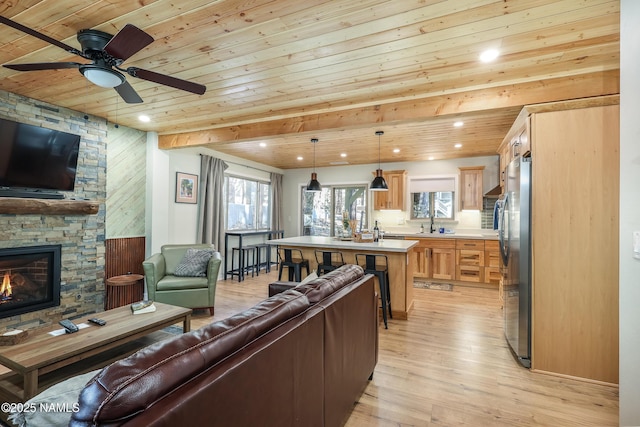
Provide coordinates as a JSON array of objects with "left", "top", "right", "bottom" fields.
[
  {"left": 458, "top": 166, "right": 484, "bottom": 210},
  {"left": 497, "top": 116, "right": 531, "bottom": 193},
  {"left": 373, "top": 170, "right": 407, "bottom": 210}
]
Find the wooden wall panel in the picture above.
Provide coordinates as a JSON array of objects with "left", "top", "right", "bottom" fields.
[
  {"left": 105, "top": 237, "right": 146, "bottom": 279},
  {"left": 531, "top": 104, "right": 619, "bottom": 384}
]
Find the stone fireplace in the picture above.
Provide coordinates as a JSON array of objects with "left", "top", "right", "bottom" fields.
[
  {"left": 0, "top": 90, "right": 107, "bottom": 332},
  {"left": 0, "top": 245, "right": 61, "bottom": 319}
]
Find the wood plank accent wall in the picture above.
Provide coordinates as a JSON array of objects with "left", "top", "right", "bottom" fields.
[
  {"left": 105, "top": 125, "right": 146, "bottom": 239},
  {"left": 105, "top": 237, "right": 146, "bottom": 279}
]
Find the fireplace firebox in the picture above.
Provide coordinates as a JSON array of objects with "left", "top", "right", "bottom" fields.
[{"left": 0, "top": 245, "right": 61, "bottom": 319}]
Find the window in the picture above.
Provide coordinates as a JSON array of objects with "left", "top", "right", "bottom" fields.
[
  {"left": 225, "top": 176, "right": 271, "bottom": 230},
  {"left": 409, "top": 177, "right": 455, "bottom": 220},
  {"left": 301, "top": 185, "right": 367, "bottom": 236}
]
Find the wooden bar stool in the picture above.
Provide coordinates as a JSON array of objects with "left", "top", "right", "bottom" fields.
[
  {"left": 314, "top": 250, "right": 345, "bottom": 275},
  {"left": 277, "top": 248, "right": 310, "bottom": 282},
  {"left": 355, "top": 253, "right": 392, "bottom": 329}
]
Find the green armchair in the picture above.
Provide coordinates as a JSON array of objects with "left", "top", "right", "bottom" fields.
[{"left": 142, "top": 244, "right": 221, "bottom": 316}]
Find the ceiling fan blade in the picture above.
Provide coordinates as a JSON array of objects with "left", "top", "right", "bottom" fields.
[
  {"left": 127, "top": 67, "right": 206, "bottom": 95},
  {"left": 103, "top": 24, "right": 153, "bottom": 63},
  {"left": 114, "top": 80, "right": 143, "bottom": 104},
  {"left": 0, "top": 16, "right": 82, "bottom": 56},
  {"left": 3, "top": 62, "right": 81, "bottom": 71}
]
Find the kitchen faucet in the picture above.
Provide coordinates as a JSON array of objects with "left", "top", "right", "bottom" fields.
[{"left": 430, "top": 216, "right": 435, "bottom": 233}]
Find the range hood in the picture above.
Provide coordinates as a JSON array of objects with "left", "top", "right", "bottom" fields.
[{"left": 484, "top": 185, "right": 502, "bottom": 198}]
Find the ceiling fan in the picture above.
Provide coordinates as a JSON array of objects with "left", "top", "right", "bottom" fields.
[{"left": 0, "top": 16, "right": 206, "bottom": 103}]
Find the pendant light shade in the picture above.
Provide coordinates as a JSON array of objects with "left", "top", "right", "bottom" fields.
[
  {"left": 370, "top": 131, "right": 389, "bottom": 191},
  {"left": 306, "top": 138, "right": 322, "bottom": 192}
]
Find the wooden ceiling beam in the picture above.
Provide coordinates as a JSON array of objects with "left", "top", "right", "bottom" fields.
[{"left": 158, "top": 70, "right": 619, "bottom": 150}]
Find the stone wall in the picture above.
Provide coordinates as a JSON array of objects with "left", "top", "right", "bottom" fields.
[{"left": 0, "top": 91, "right": 107, "bottom": 332}]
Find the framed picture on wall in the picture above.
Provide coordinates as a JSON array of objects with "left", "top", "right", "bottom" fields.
[{"left": 175, "top": 172, "right": 198, "bottom": 204}]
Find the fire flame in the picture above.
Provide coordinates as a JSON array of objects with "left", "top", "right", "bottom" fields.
[{"left": 1, "top": 272, "right": 12, "bottom": 296}]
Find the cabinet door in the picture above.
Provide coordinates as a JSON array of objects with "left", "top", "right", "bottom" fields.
[
  {"left": 373, "top": 190, "right": 389, "bottom": 210},
  {"left": 459, "top": 167, "right": 484, "bottom": 210},
  {"left": 386, "top": 172, "right": 405, "bottom": 210},
  {"left": 373, "top": 170, "right": 406, "bottom": 210},
  {"left": 410, "top": 246, "right": 430, "bottom": 278},
  {"left": 431, "top": 248, "right": 455, "bottom": 280}
]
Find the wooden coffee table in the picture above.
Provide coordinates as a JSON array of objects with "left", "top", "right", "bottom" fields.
[{"left": 0, "top": 302, "right": 191, "bottom": 402}]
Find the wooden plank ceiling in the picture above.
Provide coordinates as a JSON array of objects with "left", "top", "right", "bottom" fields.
[{"left": 0, "top": 0, "right": 620, "bottom": 169}]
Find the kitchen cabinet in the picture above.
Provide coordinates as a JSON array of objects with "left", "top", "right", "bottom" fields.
[
  {"left": 497, "top": 124, "right": 529, "bottom": 194},
  {"left": 458, "top": 167, "right": 484, "bottom": 210},
  {"left": 373, "top": 170, "right": 407, "bottom": 210},
  {"left": 455, "top": 239, "right": 485, "bottom": 282},
  {"left": 501, "top": 96, "right": 619, "bottom": 384},
  {"left": 484, "top": 240, "right": 501, "bottom": 285},
  {"left": 407, "top": 237, "right": 455, "bottom": 281},
  {"left": 497, "top": 139, "right": 511, "bottom": 192}
]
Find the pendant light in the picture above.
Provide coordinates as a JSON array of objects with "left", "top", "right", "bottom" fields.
[
  {"left": 370, "top": 130, "right": 388, "bottom": 191},
  {"left": 306, "top": 138, "right": 322, "bottom": 192}
]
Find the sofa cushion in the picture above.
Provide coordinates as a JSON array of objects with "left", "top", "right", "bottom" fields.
[
  {"left": 156, "top": 275, "right": 209, "bottom": 291},
  {"left": 295, "top": 264, "right": 364, "bottom": 303},
  {"left": 174, "top": 248, "right": 214, "bottom": 277},
  {"left": 72, "top": 290, "right": 310, "bottom": 425}
]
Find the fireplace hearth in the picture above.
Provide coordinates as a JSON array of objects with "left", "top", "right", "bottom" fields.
[{"left": 0, "top": 245, "right": 61, "bottom": 319}]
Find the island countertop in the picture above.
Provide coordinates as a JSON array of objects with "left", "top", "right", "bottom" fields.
[{"left": 268, "top": 236, "right": 418, "bottom": 252}]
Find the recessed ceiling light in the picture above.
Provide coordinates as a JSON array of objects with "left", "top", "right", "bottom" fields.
[
  {"left": 259, "top": 142, "right": 267, "bottom": 147},
  {"left": 393, "top": 148, "right": 400, "bottom": 153},
  {"left": 340, "top": 153, "right": 347, "bottom": 158},
  {"left": 454, "top": 143, "right": 463, "bottom": 148},
  {"left": 297, "top": 156, "right": 303, "bottom": 161},
  {"left": 479, "top": 49, "right": 499, "bottom": 63},
  {"left": 428, "top": 156, "right": 435, "bottom": 161},
  {"left": 453, "top": 121, "right": 464, "bottom": 127},
  {"left": 138, "top": 114, "right": 150, "bottom": 122}
]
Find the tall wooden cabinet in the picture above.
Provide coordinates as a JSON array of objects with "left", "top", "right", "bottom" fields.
[
  {"left": 502, "top": 96, "right": 619, "bottom": 384},
  {"left": 373, "top": 170, "right": 407, "bottom": 210}
]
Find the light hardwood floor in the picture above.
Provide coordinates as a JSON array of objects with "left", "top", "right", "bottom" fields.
[{"left": 192, "top": 271, "right": 619, "bottom": 426}]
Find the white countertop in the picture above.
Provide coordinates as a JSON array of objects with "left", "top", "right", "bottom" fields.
[{"left": 269, "top": 236, "right": 418, "bottom": 253}]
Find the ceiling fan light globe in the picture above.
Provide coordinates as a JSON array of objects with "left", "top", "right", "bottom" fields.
[{"left": 80, "top": 66, "right": 125, "bottom": 88}]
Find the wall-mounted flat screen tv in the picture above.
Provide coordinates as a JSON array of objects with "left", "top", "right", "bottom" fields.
[{"left": 0, "top": 117, "right": 81, "bottom": 196}]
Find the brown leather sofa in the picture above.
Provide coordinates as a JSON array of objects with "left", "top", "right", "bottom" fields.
[{"left": 71, "top": 264, "right": 377, "bottom": 427}]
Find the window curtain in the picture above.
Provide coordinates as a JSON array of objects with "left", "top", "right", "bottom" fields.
[
  {"left": 270, "top": 172, "right": 283, "bottom": 232},
  {"left": 197, "top": 155, "right": 229, "bottom": 252}
]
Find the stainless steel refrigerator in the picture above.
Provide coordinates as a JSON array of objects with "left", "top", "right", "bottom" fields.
[{"left": 499, "top": 156, "right": 532, "bottom": 368}]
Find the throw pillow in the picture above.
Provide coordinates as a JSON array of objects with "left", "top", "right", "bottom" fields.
[
  {"left": 8, "top": 369, "right": 100, "bottom": 427},
  {"left": 174, "top": 248, "right": 214, "bottom": 277}
]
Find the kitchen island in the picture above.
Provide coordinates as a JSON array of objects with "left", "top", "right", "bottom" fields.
[{"left": 269, "top": 236, "right": 418, "bottom": 319}]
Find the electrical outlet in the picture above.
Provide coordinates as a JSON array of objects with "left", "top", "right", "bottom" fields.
[{"left": 633, "top": 231, "right": 640, "bottom": 260}]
